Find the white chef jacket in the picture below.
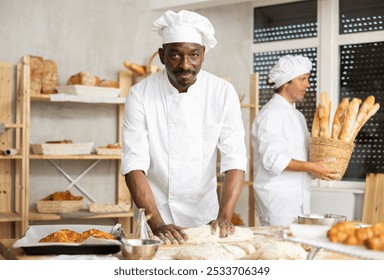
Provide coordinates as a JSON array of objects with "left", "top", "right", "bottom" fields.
[
  {"left": 121, "top": 70, "right": 247, "bottom": 227},
  {"left": 252, "top": 94, "right": 311, "bottom": 226}
]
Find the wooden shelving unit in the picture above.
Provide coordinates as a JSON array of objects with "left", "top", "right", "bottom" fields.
[
  {"left": 217, "top": 73, "right": 259, "bottom": 227},
  {"left": 0, "top": 61, "right": 28, "bottom": 238},
  {"left": 2, "top": 56, "right": 135, "bottom": 238}
]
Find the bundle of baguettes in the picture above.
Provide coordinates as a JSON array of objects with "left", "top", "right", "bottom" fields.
[
  {"left": 310, "top": 92, "right": 380, "bottom": 180},
  {"left": 311, "top": 92, "right": 380, "bottom": 143}
]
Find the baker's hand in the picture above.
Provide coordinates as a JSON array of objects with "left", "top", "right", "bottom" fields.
[
  {"left": 153, "top": 224, "right": 188, "bottom": 245},
  {"left": 209, "top": 218, "right": 235, "bottom": 238},
  {"left": 311, "top": 158, "right": 341, "bottom": 181}
]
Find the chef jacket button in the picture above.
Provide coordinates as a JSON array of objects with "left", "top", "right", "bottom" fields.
[
  {"left": 170, "top": 150, "right": 177, "bottom": 157},
  {"left": 169, "top": 123, "right": 175, "bottom": 129},
  {"left": 167, "top": 96, "right": 172, "bottom": 103}
]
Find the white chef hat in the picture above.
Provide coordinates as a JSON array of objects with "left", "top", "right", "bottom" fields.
[
  {"left": 152, "top": 10, "right": 217, "bottom": 52},
  {"left": 268, "top": 55, "right": 312, "bottom": 89}
]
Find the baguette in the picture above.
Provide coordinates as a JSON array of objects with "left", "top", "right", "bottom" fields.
[
  {"left": 355, "top": 95, "right": 375, "bottom": 125},
  {"left": 319, "top": 92, "right": 331, "bottom": 138},
  {"left": 311, "top": 105, "right": 321, "bottom": 137},
  {"left": 350, "top": 102, "right": 380, "bottom": 142},
  {"left": 123, "top": 61, "right": 146, "bottom": 76},
  {"left": 331, "top": 98, "right": 349, "bottom": 139},
  {"left": 339, "top": 98, "right": 362, "bottom": 142}
]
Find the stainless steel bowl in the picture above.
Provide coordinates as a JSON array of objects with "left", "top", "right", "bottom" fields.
[
  {"left": 298, "top": 213, "right": 347, "bottom": 226},
  {"left": 120, "top": 239, "right": 161, "bottom": 260}
]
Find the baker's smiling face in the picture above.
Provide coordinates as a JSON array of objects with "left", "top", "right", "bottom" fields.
[{"left": 158, "top": 42, "right": 205, "bottom": 93}]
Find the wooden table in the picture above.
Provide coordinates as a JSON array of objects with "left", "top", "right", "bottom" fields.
[
  {"left": 0, "top": 226, "right": 361, "bottom": 260},
  {"left": 0, "top": 239, "right": 357, "bottom": 261}
]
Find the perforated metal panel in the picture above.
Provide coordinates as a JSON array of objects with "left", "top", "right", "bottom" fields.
[
  {"left": 253, "top": 0, "right": 317, "bottom": 43},
  {"left": 253, "top": 48, "right": 318, "bottom": 130},
  {"left": 340, "top": 42, "right": 384, "bottom": 181},
  {"left": 340, "top": 0, "right": 384, "bottom": 34}
]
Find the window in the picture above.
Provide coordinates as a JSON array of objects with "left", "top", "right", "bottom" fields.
[{"left": 253, "top": 0, "right": 384, "bottom": 181}]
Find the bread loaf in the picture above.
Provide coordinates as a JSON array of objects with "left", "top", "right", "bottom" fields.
[
  {"left": 29, "top": 56, "right": 44, "bottom": 94},
  {"left": 331, "top": 98, "right": 349, "bottom": 139},
  {"left": 311, "top": 105, "right": 321, "bottom": 138},
  {"left": 339, "top": 98, "right": 362, "bottom": 142},
  {"left": 42, "top": 60, "right": 58, "bottom": 94},
  {"left": 319, "top": 92, "right": 331, "bottom": 138},
  {"left": 350, "top": 102, "right": 380, "bottom": 142}
]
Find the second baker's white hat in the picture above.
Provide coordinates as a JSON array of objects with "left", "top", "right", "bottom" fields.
[
  {"left": 152, "top": 10, "right": 217, "bottom": 52},
  {"left": 268, "top": 55, "right": 312, "bottom": 88}
]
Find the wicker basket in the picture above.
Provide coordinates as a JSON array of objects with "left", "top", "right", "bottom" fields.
[
  {"left": 37, "top": 199, "right": 83, "bottom": 213},
  {"left": 88, "top": 203, "right": 131, "bottom": 213},
  {"left": 95, "top": 147, "right": 121, "bottom": 156},
  {"left": 309, "top": 137, "right": 355, "bottom": 180}
]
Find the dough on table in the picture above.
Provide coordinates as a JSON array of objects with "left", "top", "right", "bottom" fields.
[
  {"left": 227, "top": 241, "right": 256, "bottom": 254},
  {"left": 175, "top": 243, "right": 246, "bottom": 260},
  {"left": 254, "top": 241, "right": 308, "bottom": 260},
  {"left": 183, "top": 225, "right": 254, "bottom": 244}
]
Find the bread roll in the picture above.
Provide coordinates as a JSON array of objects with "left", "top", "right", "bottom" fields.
[
  {"left": 331, "top": 98, "right": 349, "bottom": 139},
  {"left": 311, "top": 105, "right": 321, "bottom": 138},
  {"left": 67, "top": 72, "right": 101, "bottom": 86},
  {"left": 319, "top": 92, "right": 331, "bottom": 138},
  {"left": 350, "top": 102, "right": 380, "bottom": 142},
  {"left": 339, "top": 98, "right": 362, "bottom": 142}
]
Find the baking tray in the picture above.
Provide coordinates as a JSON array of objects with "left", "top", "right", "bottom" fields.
[
  {"left": 13, "top": 224, "right": 121, "bottom": 255},
  {"left": 284, "top": 224, "right": 384, "bottom": 260},
  {"left": 22, "top": 244, "right": 120, "bottom": 255}
]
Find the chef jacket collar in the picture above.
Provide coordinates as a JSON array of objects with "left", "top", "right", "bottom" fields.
[
  {"left": 274, "top": 93, "right": 296, "bottom": 110},
  {"left": 165, "top": 70, "right": 201, "bottom": 96}
]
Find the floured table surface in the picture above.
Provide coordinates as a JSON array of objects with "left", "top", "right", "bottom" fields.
[{"left": 154, "top": 226, "right": 361, "bottom": 260}]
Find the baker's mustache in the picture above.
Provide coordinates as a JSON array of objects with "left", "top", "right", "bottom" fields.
[{"left": 173, "top": 69, "right": 196, "bottom": 75}]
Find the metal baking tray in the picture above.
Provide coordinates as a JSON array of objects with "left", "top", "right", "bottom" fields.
[
  {"left": 13, "top": 224, "right": 121, "bottom": 255},
  {"left": 22, "top": 244, "right": 120, "bottom": 255}
]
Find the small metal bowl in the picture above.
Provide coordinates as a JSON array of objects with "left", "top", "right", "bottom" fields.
[
  {"left": 298, "top": 213, "right": 347, "bottom": 226},
  {"left": 120, "top": 239, "right": 161, "bottom": 260}
]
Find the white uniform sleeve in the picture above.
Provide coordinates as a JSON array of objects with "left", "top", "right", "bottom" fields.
[
  {"left": 121, "top": 86, "right": 150, "bottom": 176},
  {"left": 253, "top": 110, "right": 291, "bottom": 176},
  {"left": 218, "top": 84, "right": 247, "bottom": 173}
]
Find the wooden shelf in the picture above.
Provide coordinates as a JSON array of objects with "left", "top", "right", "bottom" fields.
[
  {"left": 30, "top": 154, "right": 120, "bottom": 160},
  {"left": 29, "top": 208, "right": 134, "bottom": 221},
  {"left": 30, "top": 94, "right": 126, "bottom": 104},
  {"left": 0, "top": 212, "right": 23, "bottom": 222},
  {"left": 4, "top": 123, "right": 24, "bottom": 129},
  {"left": 0, "top": 155, "right": 23, "bottom": 160}
]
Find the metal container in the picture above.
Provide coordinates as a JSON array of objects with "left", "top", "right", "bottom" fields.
[
  {"left": 120, "top": 239, "right": 161, "bottom": 260},
  {"left": 298, "top": 213, "right": 347, "bottom": 226}
]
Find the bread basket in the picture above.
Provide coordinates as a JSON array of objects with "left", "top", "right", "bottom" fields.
[
  {"left": 37, "top": 199, "right": 83, "bottom": 213},
  {"left": 309, "top": 137, "right": 354, "bottom": 180}
]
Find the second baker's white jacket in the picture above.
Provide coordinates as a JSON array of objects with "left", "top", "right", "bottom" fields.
[
  {"left": 121, "top": 70, "right": 247, "bottom": 227},
  {"left": 252, "top": 94, "right": 311, "bottom": 226}
]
